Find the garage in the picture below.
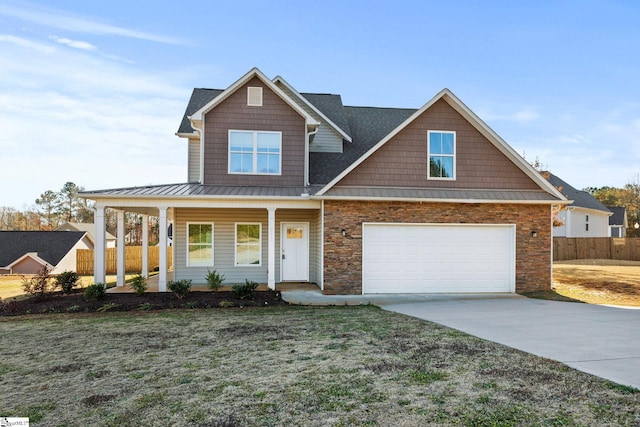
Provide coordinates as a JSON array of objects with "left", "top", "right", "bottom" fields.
[{"left": 362, "top": 223, "right": 515, "bottom": 294}]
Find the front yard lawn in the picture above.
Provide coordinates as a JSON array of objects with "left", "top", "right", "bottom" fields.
[{"left": 1, "top": 306, "right": 638, "bottom": 426}]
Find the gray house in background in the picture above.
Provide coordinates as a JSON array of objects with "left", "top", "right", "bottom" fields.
[
  {"left": 545, "top": 173, "right": 612, "bottom": 238},
  {"left": 55, "top": 222, "right": 116, "bottom": 248},
  {"left": 0, "top": 231, "right": 92, "bottom": 275},
  {"left": 607, "top": 207, "right": 628, "bottom": 237}
]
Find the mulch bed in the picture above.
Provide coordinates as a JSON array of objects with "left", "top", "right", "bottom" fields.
[{"left": 0, "top": 289, "right": 287, "bottom": 316}]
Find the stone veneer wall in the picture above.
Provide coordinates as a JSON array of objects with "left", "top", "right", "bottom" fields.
[{"left": 322, "top": 200, "right": 551, "bottom": 295}]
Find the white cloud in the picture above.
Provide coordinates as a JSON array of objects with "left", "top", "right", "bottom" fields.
[
  {"left": 478, "top": 106, "right": 540, "bottom": 124},
  {"left": 0, "top": 33, "right": 54, "bottom": 52},
  {"left": 0, "top": 27, "right": 193, "bottom": 208},
  {"left": 0, "top": 1, "right": 184, "bottom": 45},
  {"left": 49, "top": 35, "right": 96, "bottom": 51}
]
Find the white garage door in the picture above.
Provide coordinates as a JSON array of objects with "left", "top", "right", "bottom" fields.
[{"left": 362, "top": 223, "right": 515, "bottom": 294}]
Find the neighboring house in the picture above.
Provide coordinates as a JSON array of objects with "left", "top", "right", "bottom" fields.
[
  {"left": 55, "top": 222, "right": 116, "bottom": 248},
  {"left": 544, "top": 173, "right": 612, "bottom": 238},
  {"left": 0, "top": 231, "right": 92, "bottom": 275},
  {"left": 607, "top": 206, "right": 628, "bottom": 237},
  {"left": 82, "top": 67, "right": 568, "bottom": 295}
]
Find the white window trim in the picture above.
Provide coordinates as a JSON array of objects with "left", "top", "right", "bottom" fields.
[
  {"left": 247, "top": 86, "right": 263, "bottom": 106},
  {"left": 228, "top": 130, "right": 282, "bottom": 175},
  {"left": 427, "top": 130, "right": 456, "bottom": 180},
  {"left": 234, "top": 222, "right": 262, "bottom": 267},
  {"left": 186, "top": 222, "right": 214, "bottom": 267}
]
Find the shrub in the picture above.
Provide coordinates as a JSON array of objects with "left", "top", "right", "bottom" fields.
[
  {"left": 97, "top": 303, "right": 121, "bottom": 312},
  {"left": 55, "top": 270, "right": 79, "bottom": 294},
  {"left": 167, "top": 279, "right": 192, "bottom": 299},
  {"left": 129, "top": 275, "right": 148, "bottom": 296},
  {"left": 232, "top": 280, "right": 259, "bottom": 300},
  {"left": 22, "top": 265, "right": 55, "bottom": 300},
  {"left": 84, "top": 283, "right": 107, "bottom": 301},
  {"left": 205, "top": 269, "right": 225, "bottom": 291}
]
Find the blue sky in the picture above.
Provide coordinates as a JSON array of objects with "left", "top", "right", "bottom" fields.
[{"left": 1, "top": 0, "right": 639, "bottom": 209}]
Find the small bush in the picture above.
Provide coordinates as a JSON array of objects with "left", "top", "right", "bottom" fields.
[
  {"left": 22, "top": 265, "right": 55, "bottom": 300},
  {"left": 97, "top": 303, "right": 120, "bottom": 312},
  {"left": 167, "top": 279, "right": 192, "bottom": 299},
  {"left": 137, "top": 302, "right": 154, "bottom": 311},
  {"left": 55, "top": 270, "right": 79, "bottom": 294},
  {"left": 232, "top": 280, "right": 260, "bottom": 300},
  {"left": 205, "top": 269, "right": 225, "bottom": 291},
  {"left": 129, "top": 275, "right": 148, "bottom": 296},
  {"left": 84, "top": 283, "right": 107, "bottom": 301}
]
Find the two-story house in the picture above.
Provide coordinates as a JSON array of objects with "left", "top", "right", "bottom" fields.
[{"left": 83, "top": 68, "right": 568, "bottom": 295}]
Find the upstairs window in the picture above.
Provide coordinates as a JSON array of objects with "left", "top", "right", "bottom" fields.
[
  {"left": 229, "top": 130, "right": 281, "bottom": 175},
  {"left": 428, "top": 131, "right": 456, "bottom": 179}
]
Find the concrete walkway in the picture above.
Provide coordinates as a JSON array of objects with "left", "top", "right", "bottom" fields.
[{"left": 280, "top": 290, "right": 640, "bottom": 389}]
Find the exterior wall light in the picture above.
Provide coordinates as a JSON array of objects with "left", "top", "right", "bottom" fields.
[
  {"left": 531, "top": 230, "right": 537, "bottom": 238},
  {"left": 341, "top": 229, "right": 347, "bottom": 237}
]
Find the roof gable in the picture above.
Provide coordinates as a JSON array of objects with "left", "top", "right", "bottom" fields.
[
  {"left": 316, "top": 89, "right": 566, "bottom": 201},
  {"left": 188, "top": 68, "right": 319, "bottom": 132},
  {"left": 272, "top": 75, "right": 351, "bottom": 142},
  {"left": 608, "top": 206, "right": 627, "bottom": 226},
  {"left": 0, "top": 231, "right": 87, "bottom": 267},
  {"left": 55, "top": 222, "right": 113, "bottom": 241}
]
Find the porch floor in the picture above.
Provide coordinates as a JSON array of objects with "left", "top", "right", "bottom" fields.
[{"left": 107, "top": 273, "right": 319, "bottom": 293}]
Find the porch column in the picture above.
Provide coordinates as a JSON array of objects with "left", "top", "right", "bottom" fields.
[
  {"left": 158, "top": 206, "right": 168, "bottom": 292},
  {"left": 267, "top": 207, "right": 276, "bottom": 290},
  {"left": 116, "top": 210, "right": 125, "bottom": 287},
  {"left": 94, "top": 206, "right": 106, "bottom": 285},
  {"left": 141, "top": 214, "right": 149, "bottom": 278}
]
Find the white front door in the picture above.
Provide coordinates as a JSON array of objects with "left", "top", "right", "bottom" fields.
[{"left": 281, "top": 223, "right": 309, "bottom": 281}]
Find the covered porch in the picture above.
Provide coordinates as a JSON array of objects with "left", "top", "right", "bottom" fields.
[{"left": 89, "top": 191, "right": 323, "bottom": 293}]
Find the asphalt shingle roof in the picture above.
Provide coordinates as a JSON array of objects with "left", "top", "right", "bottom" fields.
[
  {"left": 309, "top": 106, "right": 416, "bottom": 184},
  {"left": 608, "top": 206, "right": 627, "bottom": 226},
  {"left": 0, "top": 231, "right": 87, "bottom": 267},
  {"left": 300, "top": 93, "right": 351, "bottom": 137},
  {"left": 177, "top": 88, "right": 224, "bottom": 134},
  {"left": 545, "top": 173, "right": 611, "bottom": 213}
]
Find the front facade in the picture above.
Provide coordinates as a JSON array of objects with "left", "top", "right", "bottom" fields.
[{"left": 83, "top": 68, "right": 567, "bottom": 294}]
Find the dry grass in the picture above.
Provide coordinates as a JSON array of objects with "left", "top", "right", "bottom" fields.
[
  {"left": 553, "top": 259, "right": 640, "bottom": 306},
  {"left": 0, "top": 275, "right": 135, "bottom": 300},
  {"left": 1, "top": 307, "right": 638, "bottom": 426}
]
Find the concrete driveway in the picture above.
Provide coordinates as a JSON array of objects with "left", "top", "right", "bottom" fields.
[{"left": 380, "top": 295, "right": 640, "bottom": 389}]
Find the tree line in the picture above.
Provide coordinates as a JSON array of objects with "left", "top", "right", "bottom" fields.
[
  {"left": 586, "top": 176, "right": 640, "bottom": 236},
  {"left": 0, "top": 182, "right": 159, "bottom": 244}
]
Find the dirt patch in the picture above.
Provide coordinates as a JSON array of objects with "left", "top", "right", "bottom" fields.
[
  {"left": 0, "top": 289, "right": 286, "bottom": 316},
  {"left": 553, "top": 260, "right": 640, "bottom": 306}
]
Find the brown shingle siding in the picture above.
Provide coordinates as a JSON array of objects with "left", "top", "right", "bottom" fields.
[
  {"left": 203, "top": 77, "right": 306, "bottom": 186},
  {"left": 338, "top": 99, "right": 539, "bottom": 190}
]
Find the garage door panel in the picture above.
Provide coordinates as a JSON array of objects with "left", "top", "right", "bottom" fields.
[{"left": 363, "top": 224, "right": 515, "bottom": 294}]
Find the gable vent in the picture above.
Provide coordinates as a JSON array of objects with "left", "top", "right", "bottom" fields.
[{"left": 247, "top": 86, "right": 263, "bottom": 106}]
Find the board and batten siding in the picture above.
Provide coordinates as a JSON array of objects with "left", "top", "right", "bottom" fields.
[
  {"left": 173, "top": 208, "right": 319, "bottom": 285},
  {"left": 187, "top": 138, "right": 200, "bottom": 183}
]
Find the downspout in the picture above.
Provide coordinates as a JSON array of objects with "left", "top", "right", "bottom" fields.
[
  {"left": 305, "top": 123, "right": 319, "bottom": 187},
  {"left": 188, "top": 116, "right": 204, "bottom": 184}
]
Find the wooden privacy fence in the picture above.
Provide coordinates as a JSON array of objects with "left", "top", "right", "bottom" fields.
[
  {"left": 554, "top": 237, "right": 640, "bottom": 261},
  {"left": 76, "top": 246, "right": 173, "bottom": 275}
]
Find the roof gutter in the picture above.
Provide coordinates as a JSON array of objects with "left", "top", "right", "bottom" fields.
[{"left": 314, "top": 195, "right": 573, "bottom": 205}]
